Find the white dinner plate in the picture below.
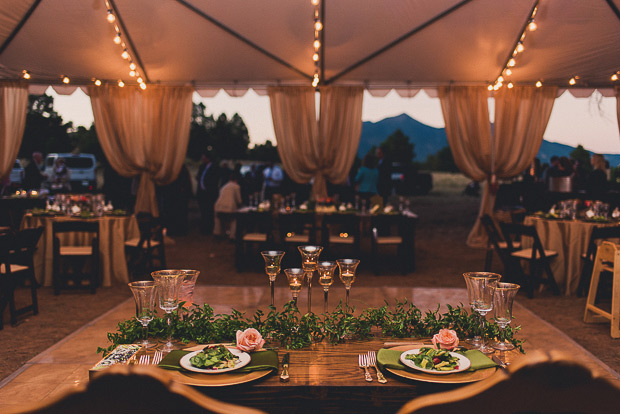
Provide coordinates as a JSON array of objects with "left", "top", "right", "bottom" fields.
[
  {"left": 399, "top": 349, "right": 471, "bottom": 374},
  {"left": 180, "top": 347, "right": 251, "bottom": 374}
]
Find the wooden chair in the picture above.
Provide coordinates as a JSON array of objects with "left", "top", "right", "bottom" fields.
[
  {"left": 397, "top": 349, "right": 620, "bottom": 414},
  {"left": 320, "top": 213, "right": 361, "bottom": 260},
  {"left": 479, "top": 214, "right": 520, "bottom": 272},
  {"left": 499, "top": 222, "right": 560, "bottom": 298},
  {"left": 52, "top": 220, "right": 99, "bottom": 295},
  {"left": 11, "top": 365, "right": 267, "bottom": 414},
  {"left": 577, "top": 225, "right": 620, "bottom": 297},
  {"left": 125, "top": 212, "right": 166, "bottom": 280},
  {"left": 584, "top": 241, "right": 620, "bottom": 338},
  {"left": 370, "top": 213, "right": 416, "bottom": 274},
  {"left": 0, "top": 227, "right": 44, "bottom": 327},
  {"left": 234, "top": 210, "right": 276, "bottom": 271}
]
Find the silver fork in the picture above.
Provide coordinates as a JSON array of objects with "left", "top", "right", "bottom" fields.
[
  {"left": 367, "top": 351, "right": 387, "bottom": 383},
  {"left": 152, "top": 351, "right": 163, "bottom": 365},
  {"left": 358, "top": 354, "right": 372, "bottom": 382},
  {"left": 138, "top": 354, "right": 150, "bottom": 365}
]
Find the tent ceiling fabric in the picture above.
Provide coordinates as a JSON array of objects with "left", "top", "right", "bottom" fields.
[{"left": 1, "top": 0, "right": 620, "bottom": 94}]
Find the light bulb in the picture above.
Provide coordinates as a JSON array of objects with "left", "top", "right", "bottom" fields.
[
  {"left": 528, "top": 20, "right": 537, "bottom": 31},
  {"left": 536, "top": 81, "right": 542, "bottom": 87},
  {"left": 312, "top": 78, "right": 319, "bottom": 87},
  {"left": 497, "top": 76, "right": 504, "bottom": 83},
  {"left": 569, "top": 77, "right": 576, "bottom": 85},
  {"left": 314, "top": 21, "right": 323, "bottom": 31},
  {"left": 121, "top": 50, "right": 129, "bottom": 59},
  {"left": 107, "top": 11, "right": 115, "bottom": 23},
  {"left": 62, "top": 76, "right": 70, "bottom": 84},
  {"left": 507, "top": 82, "right": 514, "bottom": 89},
  {"left": 94, "top": 79, "right": 102, "bottom": 86},
  {"left": 129, "top": 70, "right": 136, "bottom": 77},
  {"left": 129, "top": 63, "right": 136, "bottom": 70},
  {"left": 113, "top": 35, "right": 121, "bottom": 44},
  {"left": 505, "top": 68, "right": 512, "bottom": 76},
  {"left": 137, "top": 77, "right": 143, "bottom": 83},
  {"left": 612, "top": 74, "right": 618, "bottom": 81},
  {"left": 139, "top": 82, "right": 147, "bottom": 90},
  {"left": 22, "top": 70, "right": 30, "bottom": 79},
  {"left": 487, "top": 84, "right": 493, "bottom": 91},
  {"left": 507, "top": 58, "right": 516, "bottom": 67},
  {"left": 313, "top": 53, "right": 319, "bottom": 62},
  {"left": 311, "top": 0, "right": 319, "bottom": 5},
  {"left": 493, "top": 84, "right": 500, "bottom": 91},
  {"left": 118, "top": 80, "right": 125, "bottom": 87},
  {"left": 314, "top": 40, "right": 320, "bottom": 49},
  {"left": 516, "top": 42, "right": 524, "bottom": 53}
]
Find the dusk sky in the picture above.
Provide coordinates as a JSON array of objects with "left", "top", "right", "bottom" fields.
[{"left": 49, "top": 87, "right": 620, "bottom": 155}]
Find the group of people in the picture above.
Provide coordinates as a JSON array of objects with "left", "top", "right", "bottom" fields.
[{"left": 3, "top": 152, "right": 71, "bottom": 194}]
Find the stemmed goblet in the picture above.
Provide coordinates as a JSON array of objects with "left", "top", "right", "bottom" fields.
[
  {"left": 463, "top": 272, "right": 500, "bottom": 354},
  {"left": 298, "top": 245, "right": 323, "bottom": 313},
  {"left": 317, "top": 261, "right": 337, "bottom": 313},
  {"left": 337, "top": 259, "right": 360, "bottom": 307},
  {"left": 151, "top": 270, "right": 185, "bottom": 353},
  {"left": 492, "top": 282, "right": 520, "bottom": 351},
  {"left": 128, "top": 281, "right": 157, "bottom": 349},
  {"left": 179, "top": 269, "right": 200, "bottom": 309},
  {"left": 284, "top": 268, "right": 304, "bottom": 308},
  {"left": 261, "top": 250, "right": 285, "bottom": 308}
]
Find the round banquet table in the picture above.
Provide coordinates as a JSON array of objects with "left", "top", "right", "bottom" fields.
[
  {"left": 523, "top": 216, "right": 619, "bottom": 296},
  {"left": 21, "top": 214, "right": 139, "bottom": 287}
]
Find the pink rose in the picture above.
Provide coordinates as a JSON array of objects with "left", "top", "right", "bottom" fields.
[
  {"left": 431, "top": 329, "right": 459, "bottom": 350},
  {"left": 235, "top": 328, "right": 265, "bottom": 352}
]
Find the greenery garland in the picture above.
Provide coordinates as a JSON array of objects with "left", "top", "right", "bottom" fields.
[{"left": 97, "top": 299, "right": 525, "bottom": 355}]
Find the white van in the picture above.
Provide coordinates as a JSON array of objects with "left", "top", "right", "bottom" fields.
[{"left": 44, "top": 153, "right": 97, "bottom": 191}]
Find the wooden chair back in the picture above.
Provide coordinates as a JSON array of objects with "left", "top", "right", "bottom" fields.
[
  {"left": 398, "top": 350, "right": 620, "bottom": 414},
  {"left": 584, "top": 241, "right": 620, "bottom": 338},
  {"left": 370, "top": 213, "right": 416, "bottom": 274},
  {"left": 320, "top": 213, "right": 361, "bottom": 258},
  {"left": 11, "top": 365, "right": 267, "bottom": 414},
  {"left": 578, "top": 225, "right": 620, "bottom": 296}
]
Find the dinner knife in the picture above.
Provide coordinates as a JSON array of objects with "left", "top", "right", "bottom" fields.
[
  {"left": 280, "top": 353, "right": 290, "bottom": 382},
  {"left": 491, "top": 355, "right": 508, "bottom": 369}
]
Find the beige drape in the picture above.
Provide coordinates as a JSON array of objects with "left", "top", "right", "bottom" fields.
[
  {"left": 0, "top": 81, "right": 28, "bottom": 180},
  {"left": 616, "top": 86, "right": 620, "bottom": 137},
  {"left": 439, "top": 85, "right": 557, "bottom": 247},
  {"left": 89, "top": 85, "right": 193, "bottom": 216},
  {"left": 268, "top": 85, "right": 363, "bottom": 199}
]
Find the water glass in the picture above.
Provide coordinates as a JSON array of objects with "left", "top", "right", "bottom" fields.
[
  {"left": 151, "top": 270, "right": 184, "bottom": 353},
  {"left": 128, "top": 281, "right": 157, "bottom": 349},
  {"left": 493, "top": 282, "right": 520, "bottom": 350},
  {"left": 179, "top": 269, "right": 200, "bottom": 308},
  {"left": 463, "top": 272, "right": 500, "bottom": 354}
]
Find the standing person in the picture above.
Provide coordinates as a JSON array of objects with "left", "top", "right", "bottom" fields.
[
  {"left": 587, "top": 154, "right": 608, "bottom": 200},
  {"left": 51, "top": 158, "right": 71, "bottom": 193},
  {"left": 355, "top": 153, "right": 379, "bottom": 202},
  {"left": 214, "top": 172, "right": 243, "bottom": 239},
  {"left": 23, "top": 151, "right": 47, "bottom": 190},
  {"left": 262, "top": 161, "right": 283, "bottom": 201},
  {"left": 196, "top": 152, "right": 219, "bottom": 235},
  {"left": 376, "top": 147, "right": 391, "bottom": 203}
]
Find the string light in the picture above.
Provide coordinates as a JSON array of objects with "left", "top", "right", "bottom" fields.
[
  {"left": 22, "top": 70, "right": 30, "bottom": 79},
  {"left": 507, "top": 82, "right": 514, "bottom": 89},
  {"left": 62, "top": 76, "right": 70, "bottom": 84},
  {"left": 535, "top": 81, "right": 542, "bottom": 88},
  {"left": 312, "top": 0, "right": 322, "bottom": 88},
  {"left": 94, "top": 79, "right": 102, "bottom": 86},
  {"left": 113, "top": 34, "right": 121, "bottom": 44},
  {"left": 569, "top": 77, "right": 576, "bottom": 85},
  {"left": 612, "top": 73, "right": 619, "bottom": 81},
  {"left": 527, "top": 20, "right": 537, "bottom": 31},
  {"left": 106, "top": 10, "right": 115, "bottom": 23},
  {"left": 118, "top": 80, "right": 125, "bottom": 87}
]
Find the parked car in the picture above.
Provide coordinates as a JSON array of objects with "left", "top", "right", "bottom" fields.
[
  {"left": 44, "top": 153, "right": 97, "bottom": 192},
  {"left": 10, "top": 160, "right": 24, "bottom": 185}
]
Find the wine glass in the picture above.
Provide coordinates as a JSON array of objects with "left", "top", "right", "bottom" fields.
[
  {"left": 493, "top": 282, "right": 520, "bottom": 351},
  {"left": 463, "top": 275, "right": 482, "bottom": 347},
  {"left": 179, "top": 269, "right": 200, "bottom": 309},
  {"left": 463, "top": 272, "right": 500, "bottom": 354},
  {"left": 317, "top": 261, "right": 337, "bottom": 313},
  {"left": 284, "top": 268, "right": 304, "bottom": 308},
  {"left": 151, "top": 270, "right": 184, "bottom": 353},
  {"left": 261, "top": 250, "right": 285, "bottom": 308},
  {"left": 298, "top": 245, "right": 323, "bottom": 313},
  {"left": 128, "top": 281, "right": 157, "bottom": 349},
  {"left": 337, "top": 259, "right": 360, "bottom": 307}
]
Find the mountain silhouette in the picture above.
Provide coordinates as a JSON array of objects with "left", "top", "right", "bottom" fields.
[{"left": 359, "top": 114, "right": 620, "bottom": 167}]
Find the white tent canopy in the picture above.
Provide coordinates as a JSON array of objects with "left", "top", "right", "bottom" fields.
[{"left": 1, "top": 0, "right": 620, "bottom": 95}]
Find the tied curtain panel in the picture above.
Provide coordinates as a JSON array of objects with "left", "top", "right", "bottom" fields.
[
  {"left": 0, "top": 81, "right": 28, "bottom": 180},
  {"left": 268, "top": 85, "right": 363, "bottom": 199},
  {"left": 439, "top": 85, "right": 557, "bottom": 247},
  {"left": 89, "top": 85, "right": 193, "bottom": 216}
]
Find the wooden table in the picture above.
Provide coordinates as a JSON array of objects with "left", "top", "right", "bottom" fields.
[
  {"left": 523, "top": 216, "right": 619, "bottom": 295},
  {"left": 21, "top": 214, "right": 139, "bottom": 287},
  {"left": 155, "top": 338, "right": 512, "bottom": 414}
]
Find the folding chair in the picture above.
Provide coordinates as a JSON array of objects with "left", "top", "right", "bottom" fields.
[
  {"left": 480, "top": 214, "right": 519, "bottom": 272},
  {"left": 499, "top": 222, "right": 560, "bottom": 298},
  {"left": 577, "top": 225, "right": 620, "bottom": 297},
  {"left": 234, "top": 210, "right": 275, "bottom": 271},
  {"left": 370, "top": 213, "right": 416, "bottom": 275},
  {"left": 53, "top": 220, "right": 99, "bottom": 294},
  {"left": 125, "top": 212, "right": 167, "bottom": 280}
]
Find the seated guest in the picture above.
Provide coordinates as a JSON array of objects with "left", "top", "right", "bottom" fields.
[
  {"left": 214, "top": 172, "right": 242, "bottom": 239},
  {"left": 587, "top": 154, "right": 608, "bottom": 200}
]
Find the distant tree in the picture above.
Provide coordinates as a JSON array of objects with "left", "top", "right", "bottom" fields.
[
  {"left": 19, "top": 94, "right": 72, "bottom": 157},
  {"left": 69, "top": 124, "right": 103, "bottom": 160},
  {"left": 248, "top": 140, "right": 280, "bottom": 163},
  {"left": 425, "top": 146, "right": 459, "bottom": 172},
  {"left": 570, "top": 144, "right": 592, "bottom": 170},
  {"left": 380, "top": 129, "right": 415, "bottom": 164}
]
